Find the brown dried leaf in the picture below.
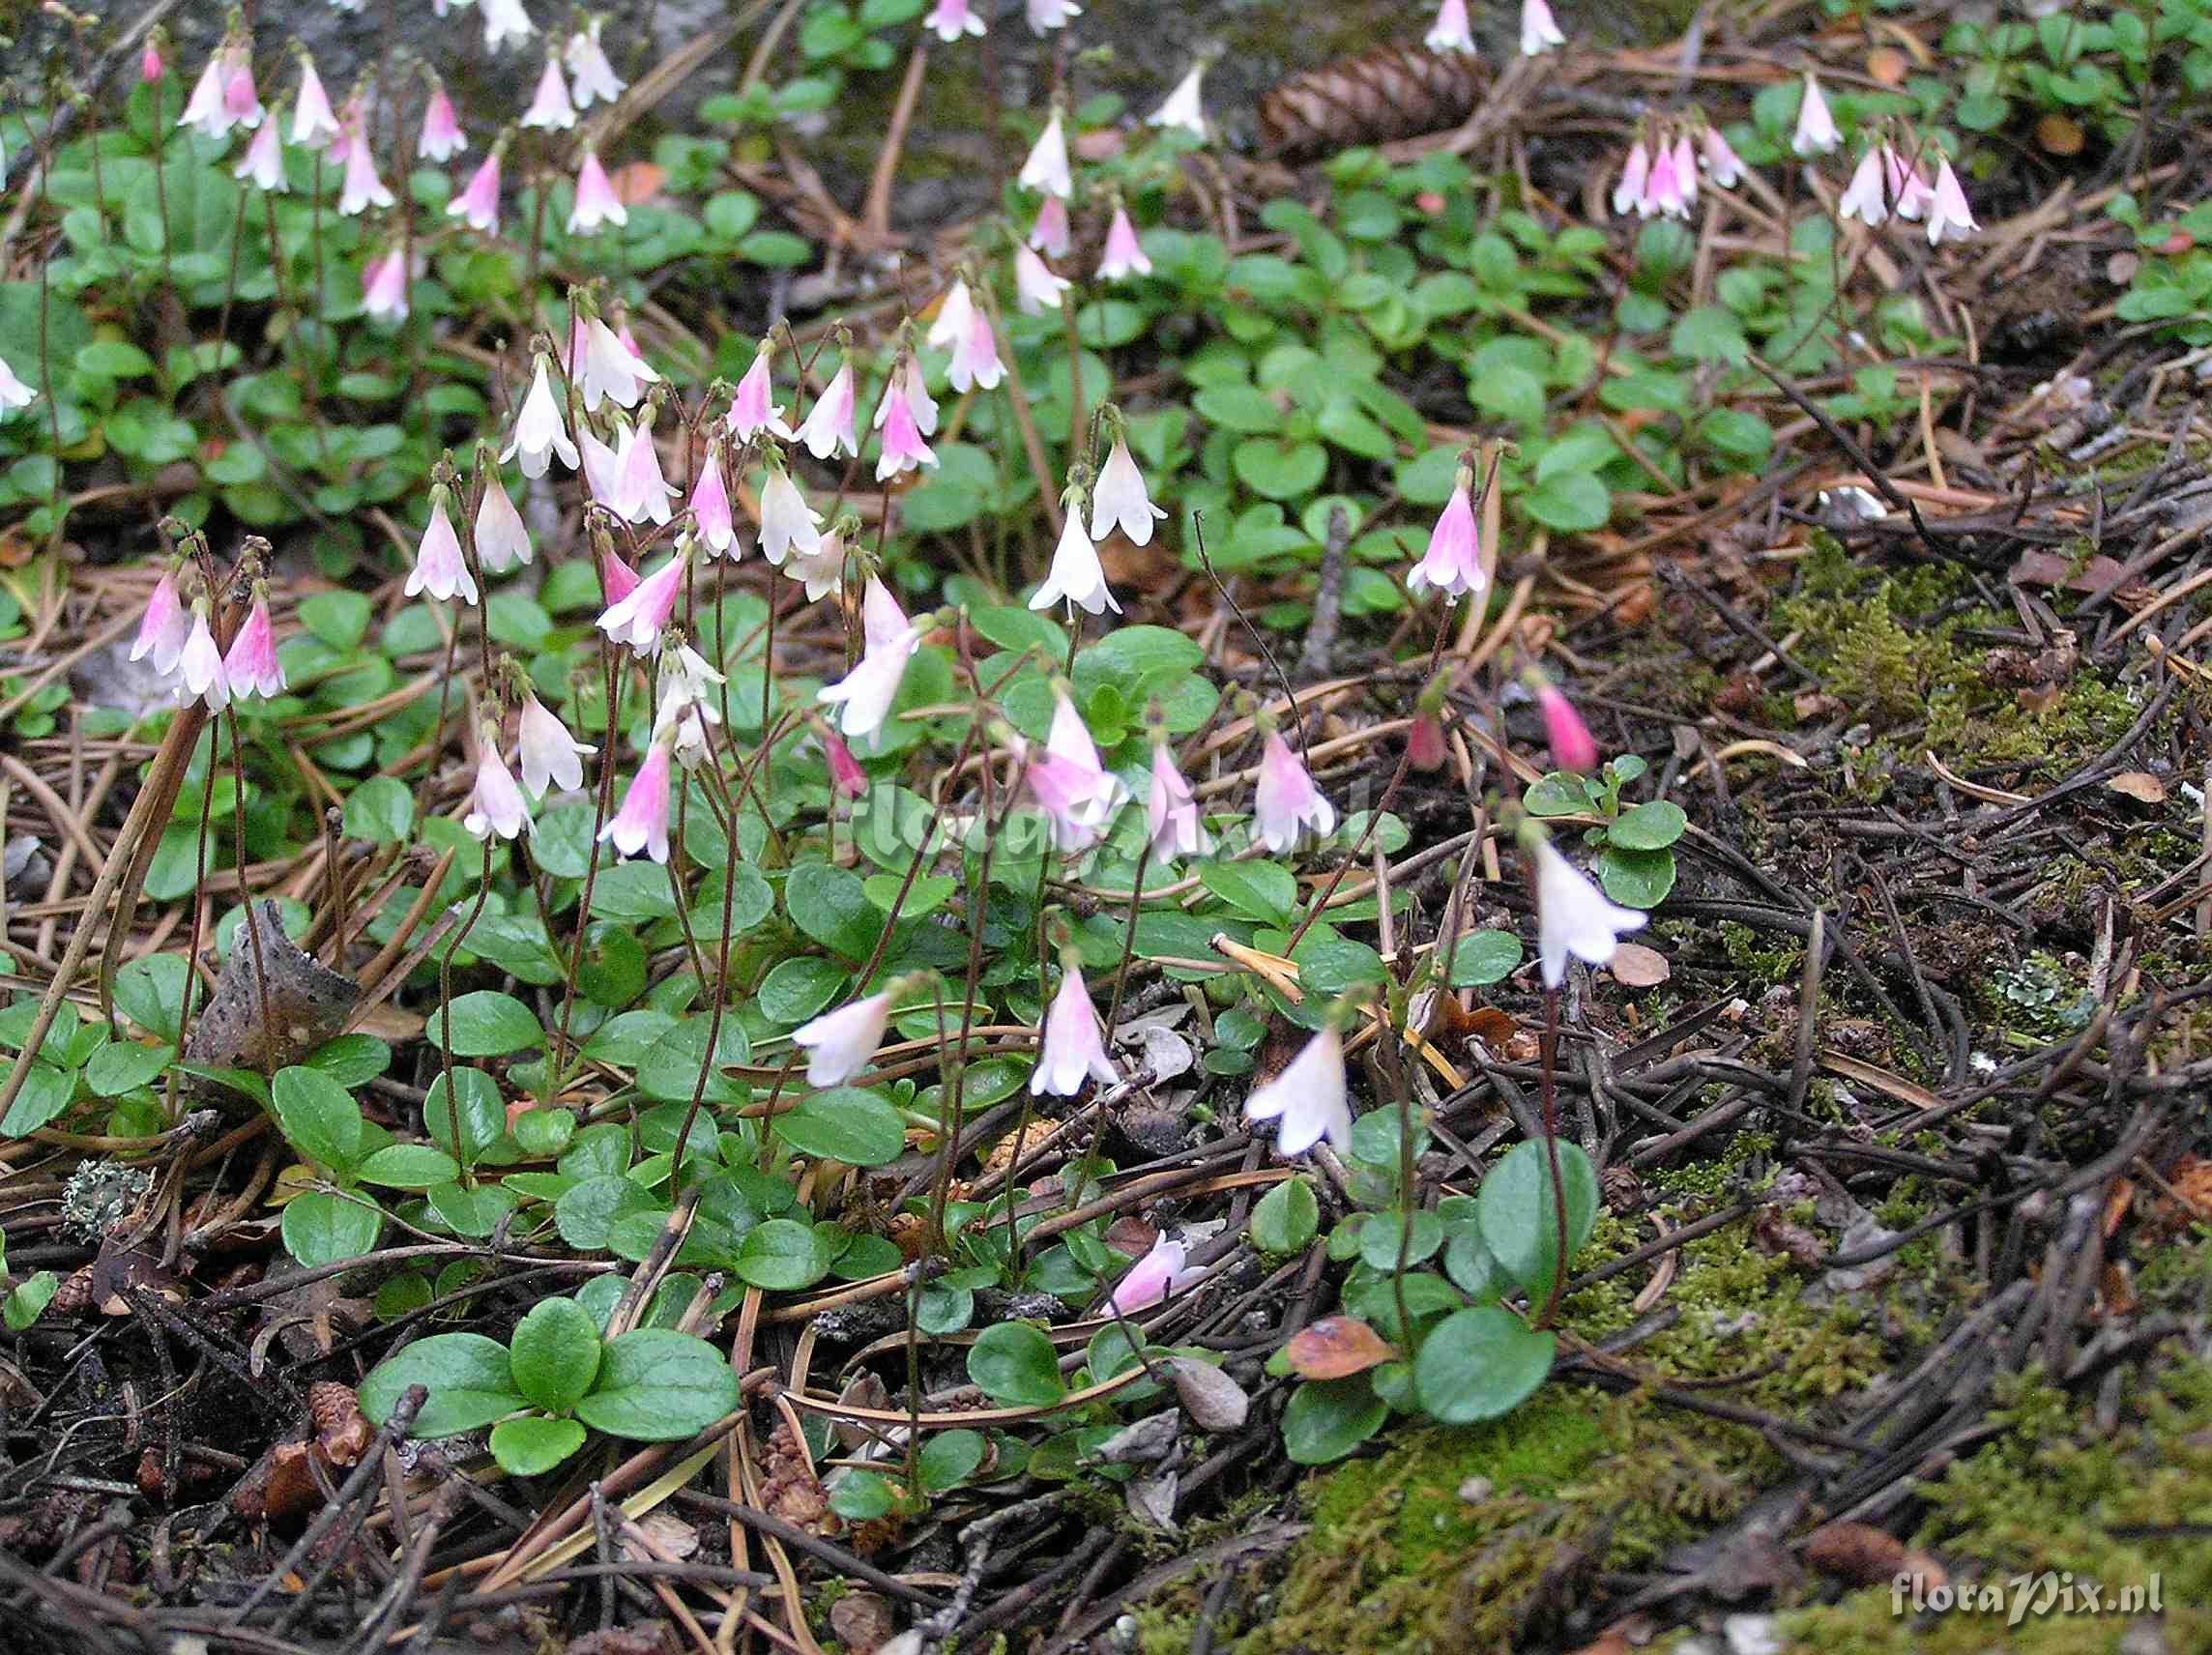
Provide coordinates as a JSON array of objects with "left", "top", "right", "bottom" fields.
[
  {"left": 2036, "top": 113, "right": 2085, "bottom": 155},
  {"left": 1608, "top": 943, "right": 1671, "bottom": 987},
  {"left": 608, "top": 161, "right": 666, "bottom": 206},
  {"left": 829, "top": 1592, "right": 897, "bottom": 1655},
  {"left": 1865, "top": 46, "right": 1908, "bottom": 86},
  {"left": 1804, "top": 1521, "right": 1906, "bottom": 1585},
  {"left": 2105, "top": 770, "right": 2168, "bottom": 804},
  {"left": 1283, "top": 1315, "right": 1396, "bottom": 1379},
  {"left": 1168, "top": 1356, "right": 1250, "bottom": 1432},
  {"left": 183, "top": 900, "right": 361, "bottom": 1100}
]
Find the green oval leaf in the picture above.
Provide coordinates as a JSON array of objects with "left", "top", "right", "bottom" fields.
[
  {"left": 1609, "top": 799, "right": 1687, "bottom": 852},
  {"left": 280, "top": 1190, "right": 384, "bottom": 1268},
  {"left": 488, "top": 1415, "right": 588, "bottom": 1476},
  {"left": 1281, "top": 1375, "right": 1386, "bottom": 1464},
  {"left": 1251, "top": 1176, "right": 1319, "bottom": 1254},
  {"left": 733, "top": 1217, "right": 833, "bottom": 1291},
  {"left": 1475, "top": 1139, "right": 1599, "bottom": 1305},
  {"left": 573, "top": 1329, "right": 740, "bottom": 1440},
  {"left": 776, "top": 1087, "right": 907, "bottom": 1168},
  {"left": 509, "top": 1296, "right": 603, "bottom": 1414},
  {"left": 359, "top": 1331, "right": 522, "bottom": 1437},
  {"left": 1412, "top": 1305, "right": 1555, "bottom": 1423},
  {"left": 425, "top": 991, "right": 544, "bottom": 1057},
  {"left": 967, "top": 1322, "right": 1066, "bottom": 1408}
]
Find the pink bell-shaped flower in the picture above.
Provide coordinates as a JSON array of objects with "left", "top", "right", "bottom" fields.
[
  {"left": 795, "top": 360, "right": 859, "bottom": 460},
  {"left": 1408, "top": 466, "right": 1485, "bottom": 599},
  {"left": 1031, "top": 962, "right": 1117, "bottom": 1096},
  {"left": 1096, "top": 204, "right": 1152, "bottom": 282},
  {"left": 926, "top": 0, "right": 987, "bottom": 43},
  {"left": 464, "top": 740, "right": 532, "bottom": 840},
  {"left": 130, "top": 570, "right": 191, "bottom": 677},
  {"left": 792, "top": 989, "right": 895, "bottom": 1086},
  {"left": 1253, "top": 728, "right": 1334, "bottom": 853},
  {"left": 1147, "top": 740, "right": 1211, "bottom": 862},
  {"left": 817, "top": 578, "right": 925, "bottom": 740},
  {"left": 221, "top": 593, "right": 286, "bottom": 701},
  {"left": 1245, "top": 1026, "right": 1352, "bottom": 1156},
  {"left": 568, "top": 149, "right": 626, "bottom": 234},
  {"left": 727, "top": 343, "right": 793, "bottom": 440},
  {"left": 405, "top": 486, "right": 479, "bottom": 605},
  {"left": 598, "top": 734, "right": 675, "bottom": 862},
  {"left": 517, "top": 692, "right": 594, "bottom": 798}
]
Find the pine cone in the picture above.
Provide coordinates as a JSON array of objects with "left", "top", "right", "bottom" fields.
[{"left": 1260, "top": 48, "right": 1489, "bottom": 159}]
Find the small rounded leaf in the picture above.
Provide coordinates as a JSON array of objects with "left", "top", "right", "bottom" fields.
[{"left": 509, "top": 1297, "right": 602, "bottom": 1415}]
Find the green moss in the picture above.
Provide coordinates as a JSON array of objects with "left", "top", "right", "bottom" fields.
[
  {"left": 1766, "top": 540, "right": 2153, "bottom": 787},
  {"left": 1227, "top": 1217, "right": 1956, "bottom": 1654},
  {"left": 1765, "top": 1359, "right": 2212, "bottom": 1653}
]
